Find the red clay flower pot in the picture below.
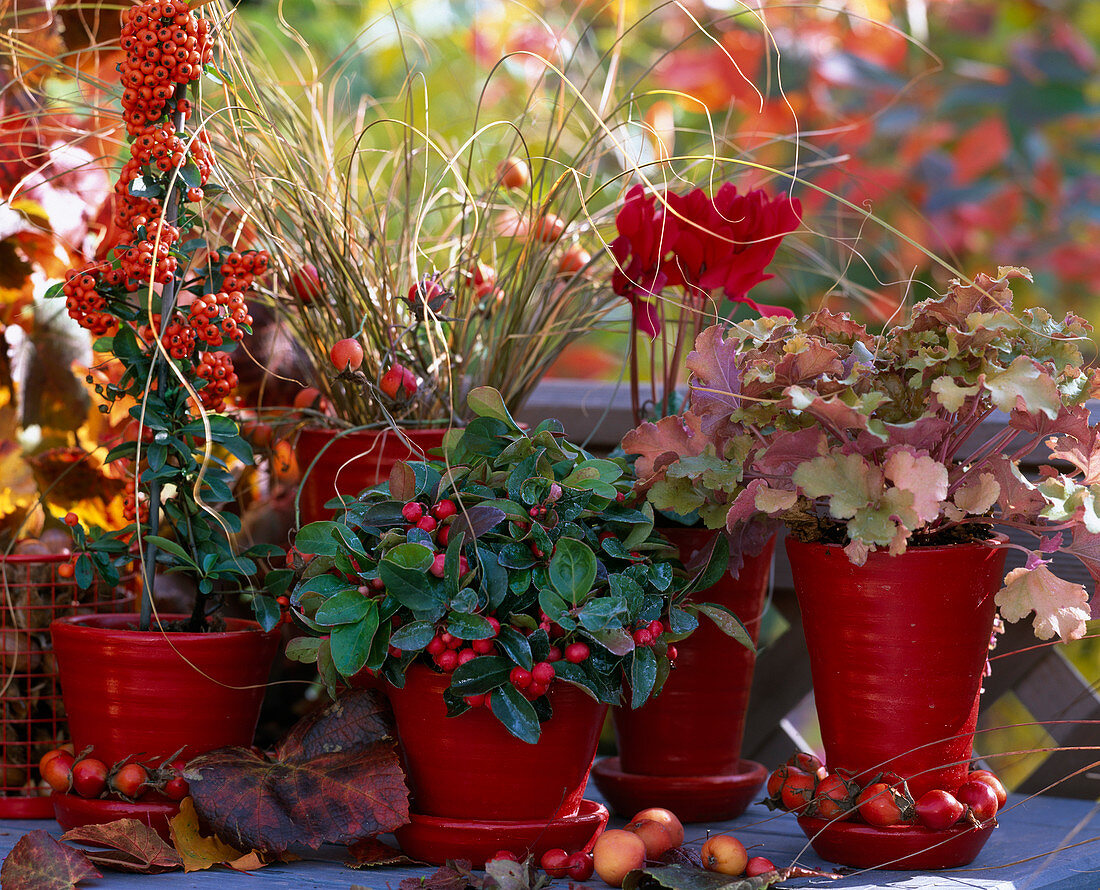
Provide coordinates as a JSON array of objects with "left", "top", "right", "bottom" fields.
[
  {"left": 593, "top": 530, "right": 774, "bottom": 822},
  {"left": 786, "top": 537, "right": 1007, "bottom": 868},
  {"left": 50, "top": 613, "right": 279, "bottom": 765},
  {"left": 386, "top": 665, "right": 608, "bottom": 864},
  {"left": 49, "top": 613, "right": 279, "bottom": 838},
  {"left": 295, "top": 427, "right": 448, "bottom": 525}
]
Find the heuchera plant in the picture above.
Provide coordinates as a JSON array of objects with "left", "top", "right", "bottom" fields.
[
  {"left": 286, "top": 388, "right": 746, "bottom": 742},
  {"left": 49, "top": 0, "right": 284, "bottom": 631},
  {"left": 625, "top": 268, "right": 1099, "bottom": 642}
]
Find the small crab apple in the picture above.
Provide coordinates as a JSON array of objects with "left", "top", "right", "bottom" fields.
[
  {"left": 624, "top": 818, "right": 674, "bottom": 858},
  {"left": 71, "top": 757, "right": 109, "bottom": 798},
  {"left": 330, "top": 338, "right": 363, "bottom": 372},
  {"left": 592, "top": 829, "right": 647, "bottom": 888},
  {"left": 566, "top": 851, "right": 594, "bottom": 881},
  {"left": 968, "top": 769, "right": 1007, "bottom": 809},
  {"left": 628, "top": 807, "right": 684, "bottom": 847},
  {"left": 701, "top": 834, "right": 747, "bottom": 876},
  {"left": 111, "top": 762, "right": 149, "bottom": 799},
  {"left": 488, "top": 850, "right": 518, "bottom": 863},
  {"left": 557, "top": 245, "right": 591, "bottom": 275}
]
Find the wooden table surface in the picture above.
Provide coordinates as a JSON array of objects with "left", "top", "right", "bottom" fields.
[{"left": 1, "top": 769, "right": 1098, "bottom": 889}]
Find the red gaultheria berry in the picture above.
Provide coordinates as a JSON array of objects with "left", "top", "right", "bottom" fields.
[
  {"left": 401, "top": 502, "right": 424, "bottom": 523},
  {"left": 486, "top": 616, "right": 500, "bottom": 636},
  {"left": 532, "top": 661, "right": 555, "bottom": 685},
  {"left": 436, "top": 649, "right": 459, "bottom": 672},
  {"left": 432, "top": 499, "right": 457, "bottom": 519},
  {"left": 565, "top": 642, "right": 589, "bottom": 663},
  {"left": 429, "top": 553, "right": 446, "bottom": 578},
  {"left": 417, "top": 515, "right": 437, "bottom": 534},
  {"left": 457, "top": 648, "right": 477, "bottom": 666},
  {"left": 426, "top": 637, "right": 446, "bottom": 656},
  {"left": 472, "top": 638, "right": 495, "bottom": 655},
  {"left": 509, "top": 667, "right": 532, "bottom": 689}
]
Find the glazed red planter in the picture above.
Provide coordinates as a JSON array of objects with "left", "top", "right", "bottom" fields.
[
  {"left": 384, "top": 665, "right": 607, "bottom": 822},
  {"left": 50, "top": 613, "right": 279, "bottom": 765},
  {"left": 616, "top": 530, "right": 774, "bottom": 776},
  {"left": 593, "top": 530, "right": 774, "bottom": 821},
  {"left": 295, "top": 427, "right": 448, "bottom": 525},
  {"left": 787, "top": 538, "right": 1007, "bottom": 799}
]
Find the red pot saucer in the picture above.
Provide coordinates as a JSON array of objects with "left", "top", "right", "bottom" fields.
[
  {"left": 591, "top": 757, "right": 766, "bottom": 823},
  {"left": 393, "top": 798, "right": 609, "bottom": 867},
  {"left": 796, "top": 814, "right": 995, "bottom": 870},
  {"left": 52, "top": 792, "right": 180, "bottom": 842}
]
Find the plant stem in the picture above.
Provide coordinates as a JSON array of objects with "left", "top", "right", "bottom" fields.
[{"left": 139, "top": 84, "right": 187, "bottom": 632}]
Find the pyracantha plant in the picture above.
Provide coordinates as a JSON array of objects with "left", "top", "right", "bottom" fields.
[
  {"left": 285, "top": 388, "right": 747, "bottom": 742},
  {"left": 625, "top": 268, "right": 1099, "bottom": 642},
  {"left": 49, "top": 0, "right": 285, "bottom": 631}
]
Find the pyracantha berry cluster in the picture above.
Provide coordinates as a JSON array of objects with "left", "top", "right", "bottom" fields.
[{"left": 58, "top": 0, "right": 265, "bottom": 414}]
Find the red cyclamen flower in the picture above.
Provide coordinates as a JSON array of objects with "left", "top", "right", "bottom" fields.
[{"left": 610, "top": 185, "right": 681, "bottom": 336}]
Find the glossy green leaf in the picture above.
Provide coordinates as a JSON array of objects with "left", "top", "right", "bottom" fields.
[
  {"left": 314, "top": 590, "right": 371, "bottom": 626},
  {"left": 490, "top": 682, "right": 540, "bottom": 744},
  {"left": 695, "top": 603, "right": 754, "bottom": 650},
  {"left": 630, "top": 646, "right": 658, "bottom": 709},
  {"left": 495, "top": 625, "right": 532, "bottom": 670},
  {"left": 329, "top": 602, "right": 378, "bottom": 676},
  {"left": 449, "top": 655, "right": 513, "bottom": 694},
  {"left": 389, "top": 620, "right": 435, "bottom": 650},
  {"left": 549, "top": 537, "right": 597, "bottom": 604}
]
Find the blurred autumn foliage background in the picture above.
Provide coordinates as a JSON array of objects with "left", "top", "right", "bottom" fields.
[{"left": 1, "top": 0, "right": 1098, "bottom": 531}]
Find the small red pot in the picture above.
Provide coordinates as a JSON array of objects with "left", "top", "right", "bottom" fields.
[
  {"left": 384, "top": 665, "right": 607, "bottom": 822},
  {"left": 295, "top": 427, "right": 448, "bottom": 525},
  {"left": 787, "top": 538, "right": 1006, "bottom": 801},
  {"left": 593, "top": 530, "right": 774, "bottom": 821},
  {"left": 50, "top": 613, "right": 279, "bottom": 765}
]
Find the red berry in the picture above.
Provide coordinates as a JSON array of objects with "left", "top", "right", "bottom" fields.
[
  {"left": 532, "top": 661, "right": 555, "bottom": 685},
  {"left": 111, "top": 763, "right": 148, "bottom": 799},
  {"left": 510, "top": 667, "right": 532, "bottom": 689},
  {"left": 401, "top": 502, "right": 424, "bottom": 523},
  {"left": 289, "top": 263, "right": 322, "bottom": 302},
  {"left": 437, "top": 650, "right": 459, "bottom": 672},
  {"left": 39, "top": 751, "right": 74, "bottom": 793},
  {"left": 71, "top": 758, "right": 109, "bottom": 798},
  {"left": 429, "top": 553, "right": 447, "bottom": 578},
  {"left": 64, "top": 512, "right": 79, "bottom": 526},
  {"left": 488, "top": 850, "right": 519, "bottom": 863},
  {"left": 457, "top": 648, "right": 477, "bottom": 665},
  {"left": 633, "top": 628, "right": 653, "bottom": 647},
  {"left": 525, "top": 681, "right": 549, "bottom": 699},
  {"left": 497, "top": 156, "right": 530, "bottom": 189},
  {"left": 566, "top": 851, "right": 594, "bottom": 881},
  {"left": 472, "top": 638, "right": 495, "bottom": 655},
  {"left": 486, "top": 616, "right": 501, "bottom": 636},
  {"left": 441, "top": 632, "right": 461, "bottom": 650},
  {"left": 380, "top": 363, "right": 415, "bottom": 400},
  {"left": 417, "top": 516, "right": 437, "bottom": 534},
  {"left": 464, "top": 694, "right": 486, "bottom": 708},
  {"left": 647, "top": 619, "right": 664, "bottom": 637},
  {"left": 330, "top": 337, "right": 364, "bottom": 371},
  {"left": 163, "top": 775, "right": 190, "bottom": 800},
  {"left": 547, "top": 645, "right": 562, "bottom": 662},
  {"left": 426, "top": 636, "right": 446, "bottom": 656},
  {"left": 438, "top": 526, "right": 450, "bottom": 546},
  {"left": 565, "top": 642, "right": 589, "bottom": 663},
  {"left": 540, "top": 848, "right": 570, "bottom": 878},
  {"left": 745, "top": 857, "right": 775, "bottom": 877},
  {"left": 667, "top": 645, "right": 678, "bottom": 661},
  {"left": 432, "top": 499, "right": 458, "bottom": 519}
]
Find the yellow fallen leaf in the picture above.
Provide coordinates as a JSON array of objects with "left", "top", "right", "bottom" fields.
[{"left": 168, "top": 798, "right": 268, "bottom": 873}]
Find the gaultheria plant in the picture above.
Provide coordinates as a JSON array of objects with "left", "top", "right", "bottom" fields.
[{"left": 624, "top": 268, "right": 1099, "bottom": 642}]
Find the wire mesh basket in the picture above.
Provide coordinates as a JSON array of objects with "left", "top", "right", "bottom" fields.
[{"left": 0, "top": 551, "right": 131, "bottom": 818}]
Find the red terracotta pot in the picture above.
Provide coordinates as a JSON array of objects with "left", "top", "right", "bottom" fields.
[
  {"left": 787, "top": 538, "right": 1005, "bottom": 801},
  {"left": 593, "top": 530, "right": 774, "bottom": 821},
  {"left": 295, "top": 426, "right": 448, "bottom": 525},
  {"left": 384, "top": 665, "right": 607, "bottom": 823},
  {"left": 50, "top": 613, "right": 279, "bottom": 765}
]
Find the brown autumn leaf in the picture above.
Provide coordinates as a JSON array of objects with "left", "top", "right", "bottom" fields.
[
  {"left": 345, "top": 835, "right": 420, "bottom": 869},
  {"left": 168, "top": 797, "right": 265, "bottom": 873},
  {"left": 0, "top": 830, "right": 101, "bottom": 890},
  {"left": 60, "top": 819, "right": 182, "bottom": 874},
  {"left": 187, "top": 687, "right": 410, "bottom": 853},
  {"left": 398, "top": 859, "right": 483, "bottom": 890}
]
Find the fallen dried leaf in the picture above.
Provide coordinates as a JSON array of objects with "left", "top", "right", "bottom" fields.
[
  {"left": 398, "top": 859, "right": 483, "bottom": 890},
  {"left": 61, "top": 819, "right": 182, "bottom": 874},
  {"left": 0, "top": 830, "right": 100, "bottom": 890},
  {"left": 484, "top": 857, "right": 551, "bottom": 890},
  {"left": 168, "top": 798, "right": 264, "bottom": 873},
  {"left": 346, "top": 835, "right": 420, "bottom": 868},
  {"left": 188, "top": 688, "right": 409, "bottom": 852}
]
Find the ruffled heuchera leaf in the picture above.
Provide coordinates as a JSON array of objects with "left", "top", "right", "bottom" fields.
[
  {"left": 187, "top": 688, "right": 410, "bottom": 853},
  {"left": 1046, "top": 428, "right": 1100, "bottom": 484},
  {"left": 0, "top": 830, "right": 100, "bottom": 890},
  {"left": 622, "top": 412, "right": 707, "bottom": 483},
  {"left": 883, "top": 448, "right": 948, "bottom": 524},
  {"left": 1039, "top": 477, "right": 1100, "bottom": 534},
  {"left": 952, "top": 472, "right": 1000, "bottom": 516},
  {"left": 1066, "top": 527, "right": 1100, "bottom": 584},
  {"left": 61, "top": 819, "right": 182, "bottom": 874},
  {"left": 792, "top": 453, "right": 881, "bottom": 520},
  {"left": 982, "top": 355, "right": 1062, "bottom": 420},
  {"left": 931, "top": 377, "right": 980, "bottom": 412},
  {"left": 996, "top": 564, "right": 1090, "bottom": 641},
  {"left": 686, "top": 325, "right": 741, "bottom": 433}
]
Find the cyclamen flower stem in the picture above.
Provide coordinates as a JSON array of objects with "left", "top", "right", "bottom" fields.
[{"left": 139, "top": 84, "right": 188, "bottom": 633}]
